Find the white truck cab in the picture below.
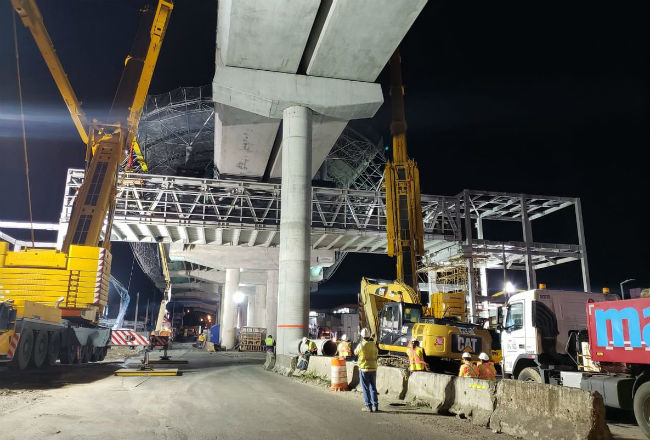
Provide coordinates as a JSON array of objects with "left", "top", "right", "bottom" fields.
[{"left": 499, "top": 289, "right": 617, "bottom": 381}]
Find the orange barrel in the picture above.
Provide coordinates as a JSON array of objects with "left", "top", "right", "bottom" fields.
[{"left": 330, "top": 356, "right": 349, "bottom": 391}]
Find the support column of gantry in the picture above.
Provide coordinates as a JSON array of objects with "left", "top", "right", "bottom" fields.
[
  {"left": 221, "top": 268, "right": 240, "bottom": 349},
  {"left": 277, "top": 106, "right": 312, "bottom": 354}
]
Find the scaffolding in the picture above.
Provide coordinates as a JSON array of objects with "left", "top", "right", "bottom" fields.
[{"left": 134, "top": 86, "right": 214, "bottom": 176}]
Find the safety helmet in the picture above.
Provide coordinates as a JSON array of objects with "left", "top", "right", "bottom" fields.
[
  {"left": 341, "top": 334, "right": 348, "bottom": 341},
  {"left": 461, "top": 352, "right": 472, "bottom": 359},
  {"left": 360, "top": 328, "right": 371, "bottom": 338},
  {"left": 302, "top": 336, "right": 308, "bottom": 343},
  {"left": 479, "top": 352, "right": 490, "bottom": 361},
  {"left": 411, "top": 338, "right": 418, "bottom": 344}
]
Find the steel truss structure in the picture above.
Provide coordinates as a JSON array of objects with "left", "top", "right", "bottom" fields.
[{"left": 54, "top": 170, "right": 589, "bottom": 291}]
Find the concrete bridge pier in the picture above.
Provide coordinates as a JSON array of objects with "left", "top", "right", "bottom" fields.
[
  {"left": 277, "top": 106, "right": 312, "bottom": 353},
  {"left": 221, "top": 267, "right": 240, "bottom": 349}
]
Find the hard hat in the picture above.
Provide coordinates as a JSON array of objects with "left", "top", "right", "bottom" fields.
[
  {"left": 360, "top": 328, "right": 371, "bottom": 338},
  {"left": 341, "top": 334, "right": 348, "bottom": 341},
  {"left": 302, "top": 337, "right": 308, "bottom": 343},
  {"left": 411, "top": 338, "right": 418, "bottom": 343},
  {"left": 479, "top": 352, "right": 490, "bottom": 361},
  {"left": 461, "top": 352, "right": 472, "bottom": 359}
]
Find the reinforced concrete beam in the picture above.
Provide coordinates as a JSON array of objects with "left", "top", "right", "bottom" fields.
[
  {"left": 168, "top": 243, "right": 335, "bottom": 271},
  {"left": 303, "top": 0, "right": 428, "bottom": 81},
  {"left": 213, "top": 66, "right": 383, "bottom": 121},
  {"left": 216, "top": 0, "right": 320, "bottom": 73}
]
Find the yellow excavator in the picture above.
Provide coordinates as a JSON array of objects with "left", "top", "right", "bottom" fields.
[
  {"left": 358, "top": 51, "right": 501, "bottom": 371},
  {"left": 0, "top": 0, "right": 172, "bottom": 369}
]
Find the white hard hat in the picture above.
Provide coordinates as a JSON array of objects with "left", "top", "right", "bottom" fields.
[
  {"left": 461, "top": 352, "right": 472, "bottom": 359},
  {"left": 302, "top": 337, "right": 308, "bottom": 343},
  {"left": 479, "top": 352, "right": 490, "bottom": 361},
  {"left": 341, "top": 334, "right": 348, "bottom": 341},
  {"left": 360, "top": 328, "right": 371, "bottom": 338},
  {"left": 411, "top": 338, "right": 418, "bottom": 343}
]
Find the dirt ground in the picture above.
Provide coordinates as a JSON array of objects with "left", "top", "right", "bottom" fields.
[{"left": 0, "top": 346, "right": 645, "bottom": 440}]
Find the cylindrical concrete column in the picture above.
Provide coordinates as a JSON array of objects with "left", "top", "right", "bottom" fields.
[
  {"left": 265, "top": 269, "right": 278, "bottom": 338},
  {"left": 221, "top": 268, "right": 240, "bottom": 349},
  {"left": 254, "top": 284, "right": 266, "bottom": 328},
  {"left": 277, "top": 105, "right": 312, "bottom": 354},
  {"left": 246, "top": 295, "right": 254, "bottom": 327}
]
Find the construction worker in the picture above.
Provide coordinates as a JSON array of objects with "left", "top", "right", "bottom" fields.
[
  {"left": 406, "top": 339, "right": 428, "bottom": 372},
  {"left": 459, "top": 352, "right": 479, "bottom": 378},
  {"left": 265, "top": 334, "right": 276, "bottom": 354},
  {"left": 197, "top": 332, "right": 206, "bottom": 349},
  {"left": 302, "top": 336, "right": 317, "bottom": 355},
  {"left": 477, "top": 352, "right": 497, "bottom": 381},
  {"left": 337, "top": 334, "right": 352, "bottom": 359},
  {"left": 354, "top": 328, "right": 379, "bottom": 412}
]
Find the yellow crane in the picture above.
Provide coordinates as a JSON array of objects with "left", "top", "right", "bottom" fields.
[
  {"left": 0, "top": 0, "right": 173, "bottom": 370},
  {"left": 358, "top": 51, "right": 501, "bottom": 371}
]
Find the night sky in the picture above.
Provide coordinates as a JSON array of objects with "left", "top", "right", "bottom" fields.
[{"left": 0, "top": 1, "right": 647, "bottom": 311}]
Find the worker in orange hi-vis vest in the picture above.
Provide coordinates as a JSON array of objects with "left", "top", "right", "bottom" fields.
[
  {"left": 477, "top": 352, "right": 497, "bottom": 381},
  {"left": 406, "top": 339, "right": 429, "bottom": 372},
  {"left": 458, "top": 352, "right": 479, "bottom": 378}
]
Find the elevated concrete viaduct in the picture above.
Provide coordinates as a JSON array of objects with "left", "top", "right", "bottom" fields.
[{"left": 211, "top": 0, "right": 427, "bottom": 353}]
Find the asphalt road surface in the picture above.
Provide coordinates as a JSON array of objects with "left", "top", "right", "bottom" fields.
[{"left": 0, "top": 344, "right": 645, "bottom": 440}]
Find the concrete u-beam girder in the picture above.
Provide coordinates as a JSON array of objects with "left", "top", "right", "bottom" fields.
[
  {"left": 216, "top": 0, "right": 320, "bottom": 73},
  {"left": 168, "top": 243, "right": 335, "bottom": 272},
  {"left": 170, "top": 269, "right": 269, "bottom": 286},
  {"left": 303, "top": 0, "right": 428, "bottom": 82}
]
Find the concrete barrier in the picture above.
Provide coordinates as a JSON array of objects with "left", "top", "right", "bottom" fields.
[
  {"left": 346, "top": 361, "right": 359, "bottom": 388},
  {"left": 489, "top": 379, "right": 611, "bottom": 440},
  {"left": 306, "top": 355, "right": 332, "bottom": 380},
  {"left": 272, "top": 354, "right": 297, "bottom": 376},
  {"left": 449, "top": 376, "right": 496, "bottom": 426},
  {"left": 375, "top": 366, "right": 409, "bottom": 399},
  {"left": 406, "top": 372, "right": 454, "bottom": 412},
  {"left": 263, "top": 352, "right": 276, "bottom": 370}
]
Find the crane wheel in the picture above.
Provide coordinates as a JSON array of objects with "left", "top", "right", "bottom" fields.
[
  {"left": 32, "top": 331, "right": 49, "bottom": 368},
  {"left": 59, "top": 342, "right": 78, "bottom": 364},
  {"left": 46, "top": 333, "right": 61, "bottom": 366},
  {"left": 80, "top": 343, "right": 92, "bottom": 363},
  {"left": 15, "top": 330, "right": 34, "bottom": 370}
]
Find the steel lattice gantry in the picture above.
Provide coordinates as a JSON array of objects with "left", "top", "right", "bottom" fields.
[{"left": 54, "top": 170, "right": 589, "bottom": 284}]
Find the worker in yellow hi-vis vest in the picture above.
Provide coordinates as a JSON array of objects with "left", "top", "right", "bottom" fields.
[
  {"left": 406, "top": 339, "right": 429, "bottom": 372},
  {"left": 354, "top": 328, "right": 379, "bottom": 412}
]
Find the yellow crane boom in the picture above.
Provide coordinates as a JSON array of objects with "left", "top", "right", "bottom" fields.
[
  {"left": 384, "top": 50, "right": 424, "bottom": 292},
  {"left": 11, "top": 0, "right": 90, "bottom": 145},
  {"left": 3, "top": 0, "right": 173, "bottom": 322}
]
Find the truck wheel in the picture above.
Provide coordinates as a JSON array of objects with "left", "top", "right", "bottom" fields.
[
  {"left": 518, "top": 367, "right": 542, "bottom": 383},
  {"left": 15, "top": 330, "right": 34, "bottom": 370},
  {"left": 46, "top": 333, "right": 61, "bottom": 366},
  {"left": 633, "top": 381, "right": 650, "bottom": 438},
  {"left": 32, "top": 331, "right": 49, "bottom": 368}
]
